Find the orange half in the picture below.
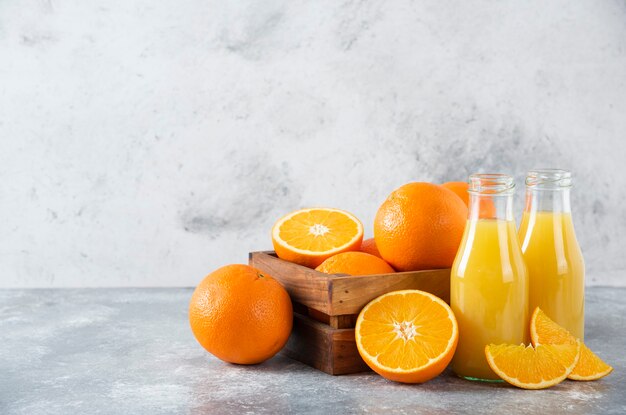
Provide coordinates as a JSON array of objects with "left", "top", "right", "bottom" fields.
[
  {"left": 272, "top": 207, "right": 363, "bottom": 268},
  {"left": 485, "top": 342, "right": 581, "bottom": 390},
  {"left": 530, "top": 307, "right": 613, "bottom": 381},
  {"left": 355, "top": 290, "right": 458, "bottom": 383}
]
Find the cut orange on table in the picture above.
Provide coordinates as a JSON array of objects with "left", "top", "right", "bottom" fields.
[
  {"left": 272, "top": 207, "right": 363, "bottom": 268},
  {"left": 530, "top": 307, "right": 613, "bottom": 381},
  {"left": 485, "top": 342, "right": 581, "bottom": 390},
  {"left": 355, "top": 290, "right": 458, "bottom": 384}
]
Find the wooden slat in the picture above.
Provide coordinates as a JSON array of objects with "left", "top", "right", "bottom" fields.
[
  {"left": 305, "top": 307, "right": 356, "bottom": 329},
  {"left": 329, "top": 314, "right": 358, "bottom": 329},
  {"left": 282, "top": 313, "right": 370, "bottom": 375},
  {"left": 283, "top": 313, "right": 333, "bottom": 374},
  {"left": 331, "top": 328, "right": 370, "bottom": 375},
  {"left": 328, "top": 268, "right": 450, "bottom": 315},
  {"left": 307, "top": 307, "right": 329, "bottom": 325},
  {"left": 249, "top": 251, "right": 450, "bottom": 318},
  {"left": 249, "top": 251, "right": 333, "bottom": 314}
]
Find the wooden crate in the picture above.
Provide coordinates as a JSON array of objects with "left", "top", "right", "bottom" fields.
[
  {"left": 285, "top": 312, "right": 370, "bottom": 375},
  {"left": 249, "top": 251, "right": 450, "bottom": 375}
]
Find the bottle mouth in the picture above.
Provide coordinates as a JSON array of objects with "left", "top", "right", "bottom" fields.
[
  {"left": 468, "top": 173, "right": 515, "bottom": 195},
  {"left": 526, "top": 169, "right": 572, "bottom": 189}
]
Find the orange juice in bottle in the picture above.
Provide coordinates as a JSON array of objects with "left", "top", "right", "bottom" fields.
[
  {"left": 518, "top": 169, "right": 585, "bottom": 340},
  {"left": 450, "top": 174, "right": 528, "bottom": 381}
]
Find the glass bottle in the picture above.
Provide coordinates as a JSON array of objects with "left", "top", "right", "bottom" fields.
[
  {"left": 518, "top": 169, "right": 585, "bottom": 340},
  {"left": 450, "top": 174, "right": 529, "bottom": 381}
]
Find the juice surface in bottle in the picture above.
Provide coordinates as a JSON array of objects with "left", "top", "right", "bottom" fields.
[
  {"left": 450, "top": 174, "right": 528, "bottom": 381},
  {"left": 518, "top": 169, "right": 585, "bottom": 340}
]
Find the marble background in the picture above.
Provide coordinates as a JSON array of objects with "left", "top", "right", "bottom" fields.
[{"left": 1, "top": 0, "right": 625, "bottom": 287}]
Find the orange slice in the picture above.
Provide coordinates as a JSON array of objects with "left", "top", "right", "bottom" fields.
[
  {"left": 355, "top": 290, "right": 458, "bottom": 383},
  {"left": 530, "top": 307, "right": 613, "bottom": 380},
  {"left": 485, "top": 342, "right": 581, "bottom": 389},
  {"left": 569, "top": 345, "right": 615, "bottom": 381},
  {"left": 272, "top": 208, "right": 363, "bottom": 268}
]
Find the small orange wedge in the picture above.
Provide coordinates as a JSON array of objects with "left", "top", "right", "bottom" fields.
[
  {"left": 530, "top": 307, "right": 613, "bottom": 381},
  {"left": 272, "top": 208, "right": 363, "bottom": 268},
  {"left": 485, "top": 342, "right": 581, "bottom": 390},
  {"left": 355, "top": 290, "right": 458, "bottom": 384}
]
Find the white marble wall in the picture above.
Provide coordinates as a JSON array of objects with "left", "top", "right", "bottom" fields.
[{"left": 1, "top": 0, "right": 625, "bottom": 287}]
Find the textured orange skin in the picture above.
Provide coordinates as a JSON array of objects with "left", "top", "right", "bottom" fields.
[
  {"left": 188, "top": 264, "right": 293, "bottom": 364},
  {"left": 442, "top": 181, "right": 469, "bottom": 207},
  {"left": 360, "top": 238, "right": 383, "bottom": 259},
  {"left": 374, "top": 182, "right": 468, "bottom": 271},
  {"left": 315, "top": 251, "right": 395, "bottom": 275}
]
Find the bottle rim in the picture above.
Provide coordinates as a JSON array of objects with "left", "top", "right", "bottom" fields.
[
  {"left": 468, "top": 173, "right": 515, "bottom": 195},
  {"left": 526, "top": 169, "right": 572, "bottom": 189}
]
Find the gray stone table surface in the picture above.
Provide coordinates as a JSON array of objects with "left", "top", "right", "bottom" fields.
[{"left": 1, "top": 287, "right": 624, "bottom": 415}]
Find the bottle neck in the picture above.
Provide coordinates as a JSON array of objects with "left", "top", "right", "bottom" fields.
[
  {"left": 524, "top": 188, "right": 571, "bottom": 214},
  {"left": 468, "top": 193, "right": 514, "bottom": 221}
]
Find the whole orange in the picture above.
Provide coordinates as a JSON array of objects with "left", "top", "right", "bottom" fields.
[
  {"left": 442, "top": 180, "right": 496, "bottom": 218},
  {"left": 441, "top": 181, "right": 469, "bottom": 207},
  {"left": 374, "top": 182, "right": 468, "bottom": 271},
  {"left": 360, "top": 238, "right": 383, "bottom": 259},
  {"left": 315, "top": 251, "right": 394, "bottom": 275},
  {"left": 189, "top": 264, "right": 293, "bottom": 364}
]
